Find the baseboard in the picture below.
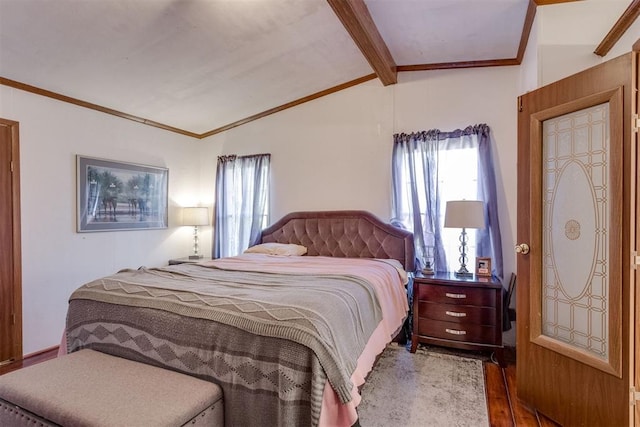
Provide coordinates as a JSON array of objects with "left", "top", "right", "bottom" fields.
[{"left": 23, "top": 345, "right": 59, "bottom": 361}]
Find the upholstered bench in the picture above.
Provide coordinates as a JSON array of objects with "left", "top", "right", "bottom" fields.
[{"left": 0, "top": 349, "right": 224, "bottom": 427}]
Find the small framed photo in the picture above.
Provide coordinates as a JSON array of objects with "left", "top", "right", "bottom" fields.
[{"left": 476, "top": 257, "right": 492, "bottom": 277}]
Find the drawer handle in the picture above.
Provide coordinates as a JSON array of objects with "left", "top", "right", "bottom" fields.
[
  {"left": 445, "top": 292, "right": 467, "bottom": 299},
  {"left": 445, "top": 328, "right": 467, "bottom": 335},
  {"left": 445, "top": 311, "right": 467, "bottom": 318}
]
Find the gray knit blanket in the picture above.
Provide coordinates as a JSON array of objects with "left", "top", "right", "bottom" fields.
[{"left": 66, "top": 263, "right": 383, "bottom": 426}]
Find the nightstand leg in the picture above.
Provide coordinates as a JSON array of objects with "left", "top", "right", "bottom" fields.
[
  {"left": 494, "top": 348, "right": 506, "bottom": 367},
  {"left": 410, "top": 337, "right": 417, "bottom": 353}
]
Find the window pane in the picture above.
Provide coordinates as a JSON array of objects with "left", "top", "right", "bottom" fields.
[
  {"left": 393, "top": 137, "right": 481, "bottom": 273},
  {"left": 437, "top": 147, "right": 479, "bottom": 272}
]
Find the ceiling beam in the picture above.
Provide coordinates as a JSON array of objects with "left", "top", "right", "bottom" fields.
[
  {"left": 326, "top": 0, "right": 397, "bottom": 86},
  {"left": 397, "top": 58, "right": 519, "bottom": 72},
  {"left": 594, "top": 0, "right": 640, "bottom": 57},
  {"left": 516, "top": 1, "right": 538, "bottom": 63}
]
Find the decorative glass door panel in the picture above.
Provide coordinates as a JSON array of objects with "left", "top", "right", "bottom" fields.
[
  {"left": 530, "top": 88, "right": 622, "bottom": 378},
  {"left": 542, "top": 103, "right": 609, "bottom": 360}
]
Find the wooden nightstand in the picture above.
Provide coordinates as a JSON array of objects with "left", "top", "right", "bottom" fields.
[
  {"left": 411, "top": 272, "right": 505, "bottom": 366},
  {"left": 168, "top": 257, "right": 205, "bottom": 265}
]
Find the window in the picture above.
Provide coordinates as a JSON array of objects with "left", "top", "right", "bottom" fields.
[
  {"left": 391, "top": 125, "right": 503, "bottom": 280},
  {"left": 437, "top": 146, "right": 480, "bottom": 272},
  {"left": 213, "top": 154, "right": 270, "bottom": 258}
]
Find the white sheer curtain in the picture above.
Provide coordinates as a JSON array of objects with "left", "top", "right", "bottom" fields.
[
  {"left": 391, "top": 125, "right": 503, "bottom": 280},
  {"left": 213, "top": 154, "right": 270, "bottom": 258}
]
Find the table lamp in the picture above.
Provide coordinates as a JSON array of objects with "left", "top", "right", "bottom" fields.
[
  {"left": 444, "top": 200, "right": 485, "bottom": 276},
  {"left": 182, "top": 207, "right": 209, "bottom": 259}
]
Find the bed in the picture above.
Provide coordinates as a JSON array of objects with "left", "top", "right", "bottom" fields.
[{"left": 64, "top": 210, "right": 415, "bottom": 427}]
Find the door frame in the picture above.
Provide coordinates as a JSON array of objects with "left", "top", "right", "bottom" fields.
[
  {"left": 634, "top": 40, "right": 640, "bottom": 426},
  {"left": 0, "top": 118, "right": 22, "bottom": 363},
  {"left": 516, "top": 52, "right": 635, "bottom": 426}
]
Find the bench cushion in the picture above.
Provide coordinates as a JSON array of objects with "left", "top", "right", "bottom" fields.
[{"left": 0, "top": 349, "right": 223, "bottom": 427}]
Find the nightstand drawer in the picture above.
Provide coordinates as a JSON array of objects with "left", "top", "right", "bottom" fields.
[
  {"left": 418, "top": 301, "right": 496, "bottom": 326},
  {"left": 416, "top": 283, "right": 496, "bottom": 307},
  {"left": 416, "top": 318, "right": 499, "bottom": 344},
  {"left": 410, "top": 272, "right": 504, "bottom": 365}
]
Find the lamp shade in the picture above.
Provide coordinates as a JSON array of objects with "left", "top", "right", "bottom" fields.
[
  {"left": 182, "top": 207, "right": 209, "bottom": 226},
  {"left": 444, "top": 200, "right": 485, "bottom": 229}
]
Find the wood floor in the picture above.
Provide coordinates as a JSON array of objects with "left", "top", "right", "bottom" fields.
[
  {"left": 2, "top": 346, "right": 560, "bottom": 426},
  {"left": 484, "top": 352, "right": 560, "bottom": 427}
]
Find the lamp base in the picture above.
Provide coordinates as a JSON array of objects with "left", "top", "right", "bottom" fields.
[
  {"left": 188, "top": 255, "right": 204, "bottom": 260},
  {"left": 454, "top": 228, "right": 473, "bottom": 276},
  {"left": 454, "top": 266, "right": 473, "bottom": 276}
]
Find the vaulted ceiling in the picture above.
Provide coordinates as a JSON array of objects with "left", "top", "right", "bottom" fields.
[{"left": 0, "top": 0, "right": 637, "bottom": 138}]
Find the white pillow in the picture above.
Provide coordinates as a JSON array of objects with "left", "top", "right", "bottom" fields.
[{"left": 244, "top": 243, "right": 308, "bottom": 256}]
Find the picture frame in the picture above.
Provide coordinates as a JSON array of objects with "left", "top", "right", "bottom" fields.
[
  {"left": 476, "top": 257, "right": 492, "bottom": 277},
  {"left": 77, "top": 155, "right": 168, "bottom": 232}
]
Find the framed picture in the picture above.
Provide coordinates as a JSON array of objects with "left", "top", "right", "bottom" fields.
[
  {"left": 77, "top": 155, "right": 168, "bottom": 232},
  {"left": 476, "top": 257, "right": 492, "bottom": 277}
]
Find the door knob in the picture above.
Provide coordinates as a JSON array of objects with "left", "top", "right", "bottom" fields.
[{"left": 515, "top": 243, "right": 530, "bottom": 255}]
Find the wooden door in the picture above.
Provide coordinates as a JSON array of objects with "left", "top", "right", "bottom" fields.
[
  {"left": 516, "top": 52, "right": 635, "bottom": 426},
  {"left": 0, "top": 118, "right": 21, "bottom": 365}
]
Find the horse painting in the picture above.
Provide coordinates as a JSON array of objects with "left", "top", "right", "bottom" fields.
[{"left": 101, "top": 197, "right": 118, "bottom": 221}]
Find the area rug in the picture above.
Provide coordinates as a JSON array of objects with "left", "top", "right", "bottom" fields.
[{"left": 357, "top": 344, "right": 489, "bottom": 427}]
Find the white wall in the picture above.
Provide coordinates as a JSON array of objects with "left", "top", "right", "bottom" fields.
[
  {"left": 537, "top": 0, "right": 635, "bottom": 85},
  {"left": 519, "top": 0, "right": 638, "bottom": 93},
  {"left": 0, "top": 87, "right": 220, "bottom": 354},
  {"left": 202, "top": 66, "right": 520, "bottom": 285},
  {"left": 201, "top": 80, "right": 395, "bottom": 221},
  {"left": 519, "top": 9, "right": 540, "bottom": 94}
]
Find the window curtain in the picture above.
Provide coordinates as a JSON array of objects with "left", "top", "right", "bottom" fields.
[
  {"left": 213, "top": 153, "right": 270, "bottom": 258},
  {"left": 391, "top": 124, "right": 504, "bottom": 281},
  {"left": 391, "top": 130, "right": 448, "bottom": 273}
]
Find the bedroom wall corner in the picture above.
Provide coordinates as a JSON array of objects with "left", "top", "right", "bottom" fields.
[
  {"left": 536, "top": 0, "right": 632, "bottom": 86},
  {"left": 518, "top": 6, "right": 540, "bottom": 94},
  {"left": 0, "top": 86, "right": 202, "bottom": 354}
]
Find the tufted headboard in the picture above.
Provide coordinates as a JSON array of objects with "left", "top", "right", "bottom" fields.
[{"left": 252, "top": 210, "right": 415, "bottom": 272}]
